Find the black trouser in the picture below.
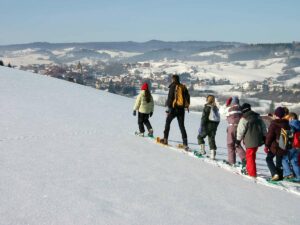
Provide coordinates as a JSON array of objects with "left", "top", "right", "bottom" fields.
[
  {"left": 266, "top": 151, "right": 283, "bottom": 177},
  {"left": 164, "top": 108, "right": 188, "bottom": 146},
  {"left": 198, "top": 122, "right": 218, "bottom": 150},
  {"left": 138, "top": 112, "right": 152, "bottom": 133}
]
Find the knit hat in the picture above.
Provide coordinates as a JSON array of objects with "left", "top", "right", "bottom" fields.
[
  {"left": 231, "top": 96, "right": 239, "bottom": 105},
  {"left": 226, "top": 97, "right": 232, "bottom": 107},
  {"left": 274, "top": 107, "right": 285, "bottom": 119},
  {"left": 141, "top": 82, "right": 148, "bottom": 91},
  {"left": 241, "top": 103, "right": 251, "bottom": 114}
]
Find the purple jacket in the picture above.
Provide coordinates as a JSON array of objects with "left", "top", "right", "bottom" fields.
[{"left": 226, "top": 104, "right": 242, "bottom": 125}]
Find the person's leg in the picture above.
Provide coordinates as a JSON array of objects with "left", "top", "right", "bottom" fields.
[
  {"left": 275, "top": 155, "right": 283, "bottom": 179},
  {"left": 163, "top": 111, "right": 176, "bottom": 140},
  {"left": 177, "top": 108, "right": 188, "bottom": 146},
  {"left": 138, "top": 112, "right": 145, "bottom": 133},
  {"left": 208, "top": 129, "right": 217, "bottom": 150},
  {"left": 143, "top": 114, "right": 152, "bottom": 131},
  {"left": 227, "top": 126, "right": 236, "bottom": 164},
  {"left": 246, "top": 147, "right": 258, "bottom": 177},
  {"left": 282, "top": 151, "right": 292, "bottom": 177},
  {"left": 266, "top": 152, "right": 277, "bottom": 177},
  {"left": 290, "top": 149, "right": 300, "bottom": 181}
]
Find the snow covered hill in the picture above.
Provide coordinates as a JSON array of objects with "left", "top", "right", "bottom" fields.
[{"left": 0, "top": 67, "right": 299, "bottom": 225}]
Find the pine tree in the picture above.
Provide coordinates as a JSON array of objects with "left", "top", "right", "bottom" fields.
[
  {"left": 0, "top": 60, "right": 4, "bottom": 66},
  {"left": 269, "top": 101, "right": 275, "bottom": 113},
  {"left": 7, "top": 63, "right": 12, "bottom": 68}
]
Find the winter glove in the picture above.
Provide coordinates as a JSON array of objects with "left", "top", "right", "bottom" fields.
[
  {"left": 150, "top": 112, "right": 153, "bottom": 117},
  {"left": 264, "top": 146, "right": 269, "bottom": 154},
  {"left": 133, "top": 110, "right": 136, "bottom": 116},
  {"left": 187, "top": 107, "right": 190, "bottom": 113},
  {"left": 166, "top": 107, "right": 173, "bottom": 114},
  {"left": 235, "top": 140, "right": 241, "bottom": 147}
]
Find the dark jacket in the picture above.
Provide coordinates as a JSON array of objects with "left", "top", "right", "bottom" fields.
[
  {"left": 236, "top": 110, "right": 267, "bottom": 148},
  {"left": 265, "top": 119, "right": 290, "bottom": 156},
  {"left": 166, "top": 82, "right": 177, "bottom": 109},
  {"left": 200, "top": 104, "right": 219, "bottom": 134}
]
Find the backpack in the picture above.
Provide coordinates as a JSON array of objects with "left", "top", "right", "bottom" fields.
[
  {"left": 293, "top": 131, "right": 300, "bottom": 149},
  {"left": 173, "top": 84, "right": 190, "bottom": 108},
  {"left": 208, "top": 106, "right": 220, "bottom": 122},
  {"left": 278, "top": 128, "right": 293, "bottom": 151}
]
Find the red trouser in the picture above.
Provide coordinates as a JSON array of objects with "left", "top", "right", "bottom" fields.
[{"left": 246, "top": 147, "right": 258, "bottom": 177}]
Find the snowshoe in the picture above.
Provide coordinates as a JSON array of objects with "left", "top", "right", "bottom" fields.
[{"left": 177, "top": 144, "right": 191, "bottom": 152}]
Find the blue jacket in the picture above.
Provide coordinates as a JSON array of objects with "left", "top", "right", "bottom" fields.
[{"left": 289, "top": 119, "right": 300, "bottom": 132}]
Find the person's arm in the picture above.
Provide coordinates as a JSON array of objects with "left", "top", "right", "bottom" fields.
[
  {"left": 236, "top": 117, "right": 248, "bottom": 141},
  {"left": 201, "top": 105, "right": 210, "bottom": 128},
  {"left": 150, "top": 96, "right": 154, "bottom": 113},
  {"left": 265, "top": 123, "right": 276, "bottom": 148},
  {"left": 133, "top": 94, "right": 141, "bottom": 111},
  {"left": 166, "top": 84, "right": 176, "bottom": 108}
]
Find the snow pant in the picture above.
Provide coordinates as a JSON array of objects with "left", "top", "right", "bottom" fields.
[
  {"left": 198, "top": 123, "right": 218, "bottom": 150},
  {"left": 282, "top": 149, "right": 300, "bottom": 181},
  {"left": 246, "top": 147, "right": 258, "bottom": 177},
  {"left": 164, "top": 108, "right": 188, "bottom": 146},
  {"left": 266, "top": 152, "right": 283, "bottom": 178},
  {"left": 227, "top": 125, "right": 246, "bottom": 164},
  {"left": 138, "top": 112, "right": 152, "bottom": 133}
]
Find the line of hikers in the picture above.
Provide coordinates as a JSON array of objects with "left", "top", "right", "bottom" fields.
[{"left": 133, "top": 74, "right": 300, "bottom": 183}]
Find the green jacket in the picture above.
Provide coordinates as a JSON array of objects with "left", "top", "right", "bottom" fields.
[{"left": 133, "top": 91, "right": 154, "bottom": 114}]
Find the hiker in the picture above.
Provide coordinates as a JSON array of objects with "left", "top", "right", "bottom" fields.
[
  {"left": 133, "top": 82, "right": 154, "bottom": 137},
  {"left": 264, "top": 107, "right": 291, "bottom": 181},
  {"left": 198, "top": 95, "right": 220, "bottom": 159},
  {"left": 225, "top": 96, "right": 245, "bottom": 165},
  {"left": 282, "top": 112, "right": 300, "bottom": 182},
  {"left": 159, "top": 75, "right": 190, "bottom": 150},
  {"left": 236, "top": 103, "right": 267, "bottom": 177}
]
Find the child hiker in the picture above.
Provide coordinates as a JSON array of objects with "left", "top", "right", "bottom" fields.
[
  {"left": 198, "top": 95, "right": 220, "bottom": 160},
  {"left": 133, "top": 82, "right": 154, "bottom": 137},
  {"left": 225, "top": 96, "right": 246, "bottom": 165},
  {"left": 282, "top": 112, "right": 300, "bottom": 182},
  {"left": 236, "top": 103, "right": 267, "bottom": 177}
]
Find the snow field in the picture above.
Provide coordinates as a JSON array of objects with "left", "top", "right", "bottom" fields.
[{"left": 0, "top": 67, "right": 299, "bottom": 225}]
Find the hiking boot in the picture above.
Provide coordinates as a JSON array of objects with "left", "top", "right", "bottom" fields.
[
  {"left": 271, "top": 174, "right": 280, "bottom": 181},
  {"left": 183, "top": 145, "right": 191, "bottom": 152},
  {"left": 135, "top": 132, "right": 144, "bottom": 137},
  {"left": 148, "top": 129, "right": 154, "bottom": 137},
  {"left": 210, "top": 149, "right": 216, "bottom": 160},
  {"left": 283, "top": 174, "right": 294, "bottom": 180},
  {"left": 159, "top": 138, "right": 168, "bottom": 145},
  {"left": 199, "top": 144, "right": 206, "bottom": 155}
]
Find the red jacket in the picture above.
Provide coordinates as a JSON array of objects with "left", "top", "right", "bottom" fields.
[{"left": 265, "top": 119, "right": 290, "bottom": 156}]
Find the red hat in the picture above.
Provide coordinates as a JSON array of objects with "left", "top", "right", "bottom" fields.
[
  {"left": 141, "top": 83, "right": 148, "bottom": 91},
  {"left": 226, "top": 97, "right": 232, "bottom": 107}
]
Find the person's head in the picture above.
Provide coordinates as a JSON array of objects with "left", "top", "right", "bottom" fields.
[
  {"left": 283, "top": 107, "right": 289, "bottom": 116},
  {"left": 172, "top": 75, "right": 180, "bottom": 84},
  {"left": 141, "top": 82, "right": 149, "bottom": 91},
  {"left": 274, "top": 107, "right": 285, "bottom": 119},
  {"left": 207, "top": 95, "right": 215, "bottom": 104},
  {"left": 241, "top": 103, "right": 251, "bottom": 114},
  {"left": 231, "top": 96, "right": 239, "bottom": 105},
  {"left": 289, "top": 112, "right": 298, "bottom": 121}
]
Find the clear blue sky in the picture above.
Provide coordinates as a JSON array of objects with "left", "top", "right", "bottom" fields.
[{"left": 0, "top": 0, "right": 299, "bottom": 45}]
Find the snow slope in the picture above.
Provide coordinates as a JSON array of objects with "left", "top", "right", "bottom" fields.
[{"left": 0, "top": 67, "right": 299, "bottom": 225}]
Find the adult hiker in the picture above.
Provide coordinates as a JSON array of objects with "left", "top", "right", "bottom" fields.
[{"left": 159, "top": 75, "right": 190, "bottom": 150}]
